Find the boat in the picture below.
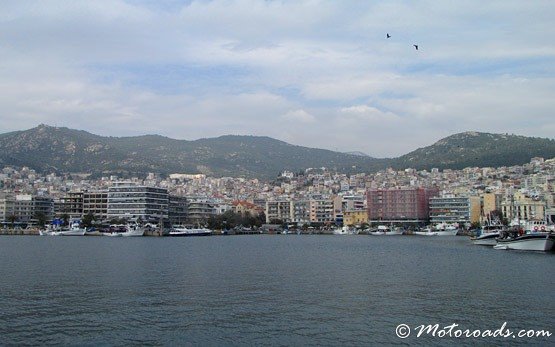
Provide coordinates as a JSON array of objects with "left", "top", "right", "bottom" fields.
[
  {"left": 103, "top": 224, "right": 145, "bottom": 237},
  {"left": 332, "top": 226, "right": 358, "bottom": 235},
  {"left": 58, "top": 221, "right": 86, "bottom": 236},
  {"left": 169, "top": 226, "right": 212, "bottom": 236},
  {"left": 523, "top": 220, "right": 555, "bottom": 233},
  {"left": 494, "top": 232, "right": 555, "bottom": 252},
  {"left": 471, "top": 225, "right": 503, "bottom": 246},
  {"left": 414, "top": 227, "right": 459, "bottom": 236},
  {"left": 471, "top": 232, "right": 500, "bottom": 246},
  {"left": 369, "top": 225, "right": 403, "bottom": 235}
]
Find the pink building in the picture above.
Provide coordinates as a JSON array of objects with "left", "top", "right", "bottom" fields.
[{"left": 367, "top": 187, "right": 439, "bottom": 222}]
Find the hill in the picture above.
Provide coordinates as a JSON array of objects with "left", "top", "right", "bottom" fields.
[
  {"left": 1, "top": 126, "right": 554, "bottom": 178},
  {"left": 391, "top": 131, "right": 555, "bottom": 170},
  {"left": 0, "top": 125, "right": 387, "bottom": 178}
]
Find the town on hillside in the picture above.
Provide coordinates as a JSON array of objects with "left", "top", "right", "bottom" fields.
[{"left": 1, "top": 157, "right": 554, "bottom": 232}]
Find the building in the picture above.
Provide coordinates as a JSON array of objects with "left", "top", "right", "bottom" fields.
[
  {"left": 501, "top": 192, "right": 546, "bottom": 222},
  {"left": 265, "top": 200, "right": 293, "bottom": 224},
  {"left": 481, "top": 193, "right": 502, "bottom": 221},
  {"left": 429, "top": 196, "right": 471, "bottom": 224},
  {"left": 169, "top": 195, "right": 188, "bottom": 225},
  {"left": 232, "top": 200, "right": 262, "bottom": 217},
  {"left": 343, "top": 210, "right": 368, "bottom": 226},
  {"left": 0, "top": 194, "right": 54, "bottom": 226},
  {"left": 367, "top": 187, "right": 439, "bottom": 223},
  {"left": 82, "top": 191, "right": 108, "bottom": 221},
  {"left": 107, "top": 183, "right": 169, "bottom": 222},
  {"left": 309, "top": 199, "right": 334, "bottom": 224},
  {"left": 292, "top": 200, "right": 310, "bottom": 225},
  {"left": 54, "top": 192, "right": 83, "bottom": 220},
  {"left": 186, "top": 199, "right": 216, "bottom": 224}
]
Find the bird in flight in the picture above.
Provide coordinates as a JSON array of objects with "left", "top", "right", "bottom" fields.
[
  {"left": 386, "top": 33, "right": 391, "bottom": 38},
  {"left": 413, "top": 44, "right": 418, "bottom": 50}
]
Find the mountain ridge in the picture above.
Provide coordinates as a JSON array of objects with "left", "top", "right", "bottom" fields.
[{"left": 0, "top": 125, "right": 554, "bottom": 178}]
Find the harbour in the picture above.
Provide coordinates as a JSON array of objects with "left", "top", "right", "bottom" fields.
[{"left": 0, "top": 235, "right": 552, "bottom": 346}]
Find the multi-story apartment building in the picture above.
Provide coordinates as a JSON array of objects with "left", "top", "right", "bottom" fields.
[
  {"left": 54, "top": 192, "right": 83, "bottom": 220},
  {"left": 0, "top": 194, "right": 54, "bottom": 226},
  {"left": 107, "top": 183, "right": 169, "bottom": 222},
  {"left": 265, "top": 200, "right": 293, "bottom": 224},
  {"left": 169, "top": 195, "right": 188, "bottom": 225},
  {"left": 292, "top": 200, "right": 310, "bottom": 225},
  {"left": 501, "top": 192, "right": 546, "bottom": 222},
  {"left": 309, "top": 199, "right": 334, "bottom": 224},
  {"left": 367, "top": 187, "right": 439, "bottom": 223},
  {"left": 82, "top": 191, "right": 108, "bottom": 221},
  {"left": 186, "top": 199, "right": 215, "bottom": 224}
]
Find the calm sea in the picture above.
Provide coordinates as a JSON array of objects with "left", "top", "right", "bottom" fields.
[{"left": 0, "top": 235, "right": 553, "bottom": 346}]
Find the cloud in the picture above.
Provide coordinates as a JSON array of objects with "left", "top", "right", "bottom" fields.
[
  {"left": 0, "top": 0, "right": 555, "bottom": 158},
  {"left": 281, "top": 109, "right": 316, "bottom": 123}
]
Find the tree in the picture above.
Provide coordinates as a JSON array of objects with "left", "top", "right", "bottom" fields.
[
  {"left": 34, "top": 212, "right": 47, "bottom": 227},
  {"left": 61, "top": 213, "right": 70, "bottom": 226},
  {"left": 82, "top": 212, "right": 95, "bottom": 228},
  {"left": 7, "top": 214, "right": 17, "bottom": 228}
]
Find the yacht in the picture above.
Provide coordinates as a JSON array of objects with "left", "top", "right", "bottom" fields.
[{"left": 169, "top": 226, "right": 212, "bottom": 236}]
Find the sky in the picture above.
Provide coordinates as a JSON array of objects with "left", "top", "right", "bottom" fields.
[{"left": 1, "top": 0, "right": 554, "bottom": 158}]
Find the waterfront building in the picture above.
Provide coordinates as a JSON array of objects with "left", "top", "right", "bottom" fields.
[
  {"left": 343, "top": 210, "right": 368, "bottom": 226},
  {"left": 54, "top": 192, "right": 83, "bottom": 220},
  {"left": 501, "top": 192, "right": 546, "bottom": 222},
  {"left": 186, "top": 199, "right": 216, "bottom": 224},
  {"left": 481, "top": 192, "right": 502, "bottom": 220},
  {"left": 367, "top": 187, "right": 439, "bottom": 223},
  {"left": 82, "top": 191, "right": 108, "bottom": 221},
  {"left": 169, "top": 195, "right": 188, "bottom": 225},
  {"left": 0, "top": 194, "right": 54, "bottom": 226},
  {"left": 292, "top": 200, "right": 310, "bottom": 225},
  {"left": 107, "top": 182, "right": 169, "bottom": 222},
  {"left": 265, "top": 200, "right": 293, "bottom": 224},
  {"left": 429, "top": 196, "right": 471, "bottom": 224},
  {"left": 309, "top": 199, "right": 334, "bottom": 224}
]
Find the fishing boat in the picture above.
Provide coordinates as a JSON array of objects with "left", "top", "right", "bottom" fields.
[
  {"left": 103, "top": 224, "right": 145, "bottom": 237},
  {"left": 471, "top": 225, "right": 503, "bottom": 246},
  {"left": 332, "top": 226, "right": 358, "bottom": 235},
  {"left": 414, "top": 223, "right": 458, "bottom": 236},
  {"left": 493, "top": 232, "right": 554, "bottom": 252},
  {"left": 369, "top": 225, "right": 403, "bottom": 235}
]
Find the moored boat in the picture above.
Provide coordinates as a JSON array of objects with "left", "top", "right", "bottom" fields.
[
  {"left": 471, "top": 232, "right": 500, "bottom": 246},
  {"left": 169, "top": 227, "right": 212, "bottom": 236},
  {"left": 332, "top": 226, "right": 358, "bottom": 235},
  {"left": 494, "top": 232, "right": 554, "bottom": 252}
]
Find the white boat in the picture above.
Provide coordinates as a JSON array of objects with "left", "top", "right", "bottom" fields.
[
  {"left": 333, "top": 226, "right": 358, "bottom": 235},
  {"left": 39, "top": 220, "right": 85, "bottom": 236},
  {"left": 523, "top": 220, "right": 555, "bottom": 233},
  {"left": 369, "top": 225, "right": 403, "bottom": 235},
  {"left": 494, "top": 233, "right": 554, "bottom": 252},
  {"left": 103, "top": 224, "right": 145, "bottom": 237},
  {"left": 471, "top": 232, "right": 500, "bottom": 246},
  {"left": 415, "top": 222, "right": 459, "bottom": 236},
  {"left": 169, "top": 227, "right": 212, "bottom": 236},
  {"left": 471, "top": 225, "right": 503, "bottom": 246},
  {"left": 414, "top": 226, "right": 458, "bottom": 236}
]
